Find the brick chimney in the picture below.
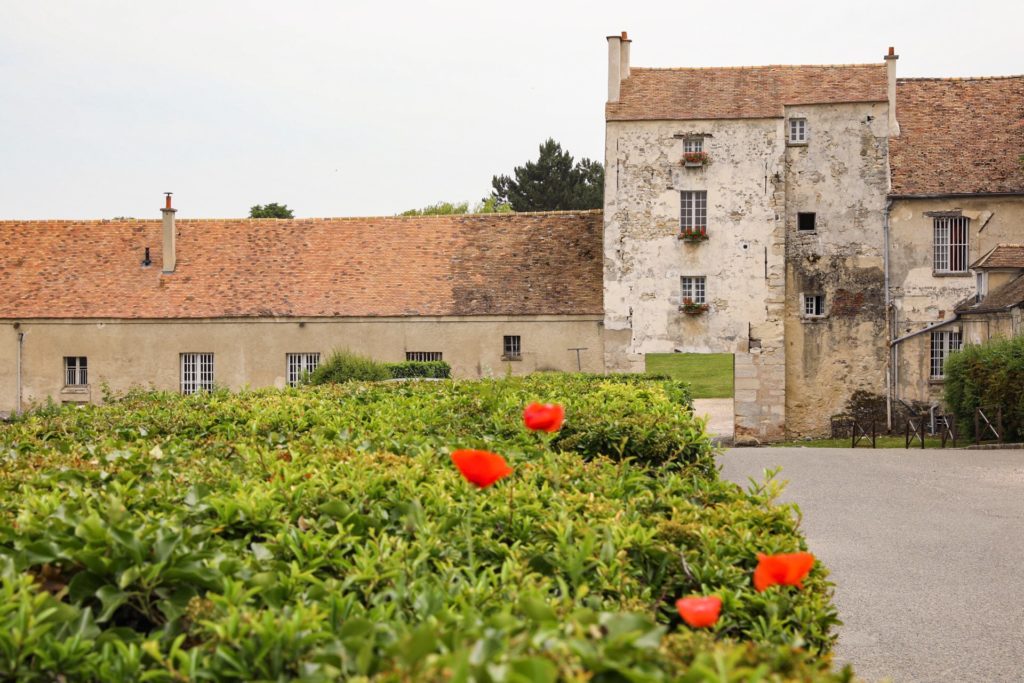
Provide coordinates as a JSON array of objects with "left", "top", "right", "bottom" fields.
[
  {"left": 607, "top": 31, "right": 631, "bottom": 102},
  {"left": 161, "top": 193, "right": 176, "bottom": 273},
  {"left": 885, "top": 46, "right": 900, "bottom": 137}
]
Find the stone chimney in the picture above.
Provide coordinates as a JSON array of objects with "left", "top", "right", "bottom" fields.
[
  {"left": 161, "top": 192, "right": 176, "bottom": 273},
  {"left": 885, "top": 46, "right": 900, "bottom": 137},
  {"left": 607, "top": 31, "right": 631, "bottom": 102}
]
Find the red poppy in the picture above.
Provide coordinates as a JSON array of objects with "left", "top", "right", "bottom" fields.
[
  {"left": 450, "top": 449, "right": 513, "bottom": 489},
  {"left": 675, "top": 596, "right": 722, "bottom": 628},
  {"left": 523, "top": 403, "right": 565, "bottom": 432},
  {"left": 753, "top": 552, "right": 815, "bottom": 592}
]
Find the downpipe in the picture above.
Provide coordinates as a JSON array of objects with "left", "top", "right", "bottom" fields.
[{"left": 15, "top": 331, "right": 24, "bottom": 416}]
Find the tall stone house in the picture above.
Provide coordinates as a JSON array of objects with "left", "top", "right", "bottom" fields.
[
  {"left": 1, "top": 33, "right": 1021, "bottom": 441},
  {"left": 602, "top": 32, "right": 1023, "bottom": 441}
]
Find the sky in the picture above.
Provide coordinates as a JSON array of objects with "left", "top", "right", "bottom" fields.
[{"left": 1, "top": 0, "right": 1021, "bottom": 219}]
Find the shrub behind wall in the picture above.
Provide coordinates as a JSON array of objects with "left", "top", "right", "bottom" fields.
[{"left": 944, "top": 335, "right": 1024, "bottom": 441}]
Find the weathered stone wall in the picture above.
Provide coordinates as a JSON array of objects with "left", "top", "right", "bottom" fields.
[
  {"left": 603, "top": 118, "right": 788, "bottom": 440},
  {"left": 0, "top": 316, "right": 605, "bottom": 415},
  {"left": 782, "top": 102, "right": 890, "bottom": 437},
  {"left": 889, "top": 196, "right": 1024, "bottom": 404}
]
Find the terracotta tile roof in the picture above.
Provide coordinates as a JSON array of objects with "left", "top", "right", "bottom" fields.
[
  {"left": 956, "top": 274, "right": 1024, "bottom": 314},
  {"left": 890, "top": 77, "right": 1024, "bottom": 196},
  {"left": 972, "top": 244, "right": 1024, "bottom": 269},
  {"left": 0, "top": 211, "right": 603, "bottom": 319},
  {"left": 606, "top": 64, "right": 887, "bottom": 121}
]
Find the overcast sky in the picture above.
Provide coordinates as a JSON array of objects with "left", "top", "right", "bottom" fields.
[{"left": 1, "top": 0, "right": 1020, "bottom": 219}]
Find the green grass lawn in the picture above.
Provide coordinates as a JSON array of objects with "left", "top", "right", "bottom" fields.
[{"left": 645, "top": 353, "right": 734, "bottom": 398}]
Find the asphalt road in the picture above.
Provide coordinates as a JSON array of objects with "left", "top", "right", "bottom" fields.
[{"left": 719, "top": 447, "right": 1024, "bottom": 683}]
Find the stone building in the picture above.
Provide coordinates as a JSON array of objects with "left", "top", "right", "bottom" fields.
[
  {"left": 0, "top": 206, "right": 604, "bottom": 415},
  {"left": 602, "top": 32, "right": 1023, "bottom": 440}
]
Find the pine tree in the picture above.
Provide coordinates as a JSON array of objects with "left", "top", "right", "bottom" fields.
[{"left": 489, "top": 139, "right": 604, "bottom": 212}]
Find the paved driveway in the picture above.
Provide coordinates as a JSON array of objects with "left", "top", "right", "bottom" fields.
[{"left": 719, "top": 447, "right": 1024, "bottom": 683}]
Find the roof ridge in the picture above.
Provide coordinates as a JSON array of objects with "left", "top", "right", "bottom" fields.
[
  {"left": 898, "top": 75, "right": 1024, "bottom": 82},
  {"left": 0, "top": 209, "right": 605, "bottom": 224},
  {"left": 631, "top": 63, "right": 882, "bottom": 72}
]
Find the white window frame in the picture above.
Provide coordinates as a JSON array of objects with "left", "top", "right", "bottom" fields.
[
  {"left": 64, "top": 356, "right": 88, "bottom": 386},
  {"left": 180, "top": 353, "right": 214, "bottom": 395},
  {"left": 680, "top": 191, "right": 708, "bottom": 234},
  {"left": 930, "top": 330, "right": 962, "bottom": 379},
  {"left": 788, "top": 117, "right": 808, "bottom": 144},
  {"left": 683, "top": 137, "right": 703, "bottom": 154},
  {"left": 802, "top": 293, "right": 825, "bottom": 317},
  {"left": 681, "top": 276, "right": 707, "bottom": 304},
  {"left": 286, "top": 352, "right": 320, "bottom": 387},
  {"left": 405, "top": 351, "right": 443, "bottom": 362},
  {"left": 502, "top": 335, "right": 522, "bottom": 360},
  {"left": 933, "top": 217, "right": 969, "bottom": 274}
]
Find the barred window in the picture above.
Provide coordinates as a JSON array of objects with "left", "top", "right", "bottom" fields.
[
  {"left": 503, "top": 335, "right": 521, "bottom": 359},
  {"left": 286, "top": 353, "right": 320, "bottom": 387},
  {"left": 803, "top": 294, "right": 825, "bottom": 317},
  {"left": 683, "top": 137, "right": 703, "bottom": 153},
  {"left": 680, "top": 191, "right": 707, "bottom": 233},
  {"left": 180, "top": 353, "right": 214, "bottom": 395},
  {"left": 406, "top": 351, "right": 443, "bottom": 362},
  {"left": 681, "top": 276, "right": 706, "bottom": 304},
  {"left": 930, "top": 330, "right": 962, "bottom": 379},
  {"left": 64, "top": 357, "right": 88, "bottom": 386},
  {"left": 788, "top": 118, "right": 807, "bottom": 143},
  {"left": 933, "top": 217, "right": 969, "bottom": 273}
]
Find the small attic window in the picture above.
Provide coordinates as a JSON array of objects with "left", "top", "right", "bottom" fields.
[{"left": 788, "top": 118, "right": 808, "bottom": 144}]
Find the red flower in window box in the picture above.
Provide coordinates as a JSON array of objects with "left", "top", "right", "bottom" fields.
[
  {"left": 679, "top": 298, "right": 710, "bottom": 315},
  {"left": 679, "top": 227, "right": 709, "bottom": 242},
  {"left": 683, "top": 151, "right": 710, "bottom": 167}
]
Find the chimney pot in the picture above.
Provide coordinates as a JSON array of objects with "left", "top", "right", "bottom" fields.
[
  {"left": 621, "top": 31, "right": 628, "bottom": 39},
  {"left": 888, "top": 46, "right": 895, "bottom": 57}
]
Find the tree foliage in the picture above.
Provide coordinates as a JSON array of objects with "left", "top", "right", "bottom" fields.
[
  {"left": 249, "top": 203, "right": 294, "bottom": 219},
  {"left": 400, "top": 199, "right": 513, "bottom": 216},
  {"left": 945, "top": 334, "right": 1024, "bottom": 441},
  {"left": 489, "top": 139, "right": 604, "bottom": 212}
]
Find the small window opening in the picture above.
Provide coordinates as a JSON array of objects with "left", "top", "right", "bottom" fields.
[{"left": 798, "top": 212, "right": 816, "bottom": 231}]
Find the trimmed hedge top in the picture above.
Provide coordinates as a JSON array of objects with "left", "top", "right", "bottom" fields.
[{"left": 0, "top": 375, "right": 845, "bottom": 681}]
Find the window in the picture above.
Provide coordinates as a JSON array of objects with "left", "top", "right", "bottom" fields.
[
  {"left": 788, "top": 118, "right": 807, "bottom": 143},
  {"left": 803, "top": 294, "right": 825, "bottom": 317},
  {"left": 976, "top": 272, "right": 988, "bottom": 301},
  {"left": 502, "top": 335, "right": 521, "bottom": 360},
  {"left": 933, "top": 217, "right": 969, "bottom": 273},
  {"left": 930, "top": 330, "right": 962, "bottom": 379},
  {"left": 406, "top": 351, "right": 443, "bottom": 362},
  {"left": 64, "top": 357, "right": 88, "bottom": 386},
  {"left": 681, "top": 276, "right": 707, "bottom": 304},
  {"left": 286, "top": 352, "right": 320, "bottom": 387},
  {"left": 180, "top": 353, "right": 214, "bottom": 395},
  {"left": 680, "top": 191, "right": 707, "bottom": 233},
  {"left": 798, "top": 212, "right": 816, "bottom": 231},
  {"left": 683, "top": 137, "right": 703, "bottom": 153}
]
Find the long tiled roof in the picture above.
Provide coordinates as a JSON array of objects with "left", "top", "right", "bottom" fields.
[
  {"left": 0, "top": 212, "right": 604, "bottom": 319},
  {"left": 890, "top": 77, "right": 1024, "bottom": 196},
  {"left": 606, "top": 64, "right": 887, "bottom": 121},
  {"left": 972, "top": 244, "right": 1024, "bottom": 269}
]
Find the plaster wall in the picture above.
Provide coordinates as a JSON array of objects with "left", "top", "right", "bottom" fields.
[
  {"left": 782, "top": 102, "right": 890, "bottom": 436},
  {"left": 889, "top": 196, "right": 1024, "bottom": 403},
  {"left": 0, "top": 316, "right": 604, "bottom": 415},
  {"left": 603, "top": 118, "right": 788, "bottom": 440}
]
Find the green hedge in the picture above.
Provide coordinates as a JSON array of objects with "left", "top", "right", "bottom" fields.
[
  {"left": 945, "top": 335, "right": 1024, "bottom": 441},
  {"left": 0, "top": 378, "right": 845, "bottom": 680},
  {"left": 384, "top": 360, "right": 451, "bottom": 379}
]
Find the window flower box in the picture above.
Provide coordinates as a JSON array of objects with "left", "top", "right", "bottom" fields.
[
  {"left": 679, "top": 299, "right": 710, "bottom": 315},
  {"left": 679, "top": 228, "right": 709, "bottom": 242},
  {"left": 683, "top": 151, "right": 710, "bottom": 167}
]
